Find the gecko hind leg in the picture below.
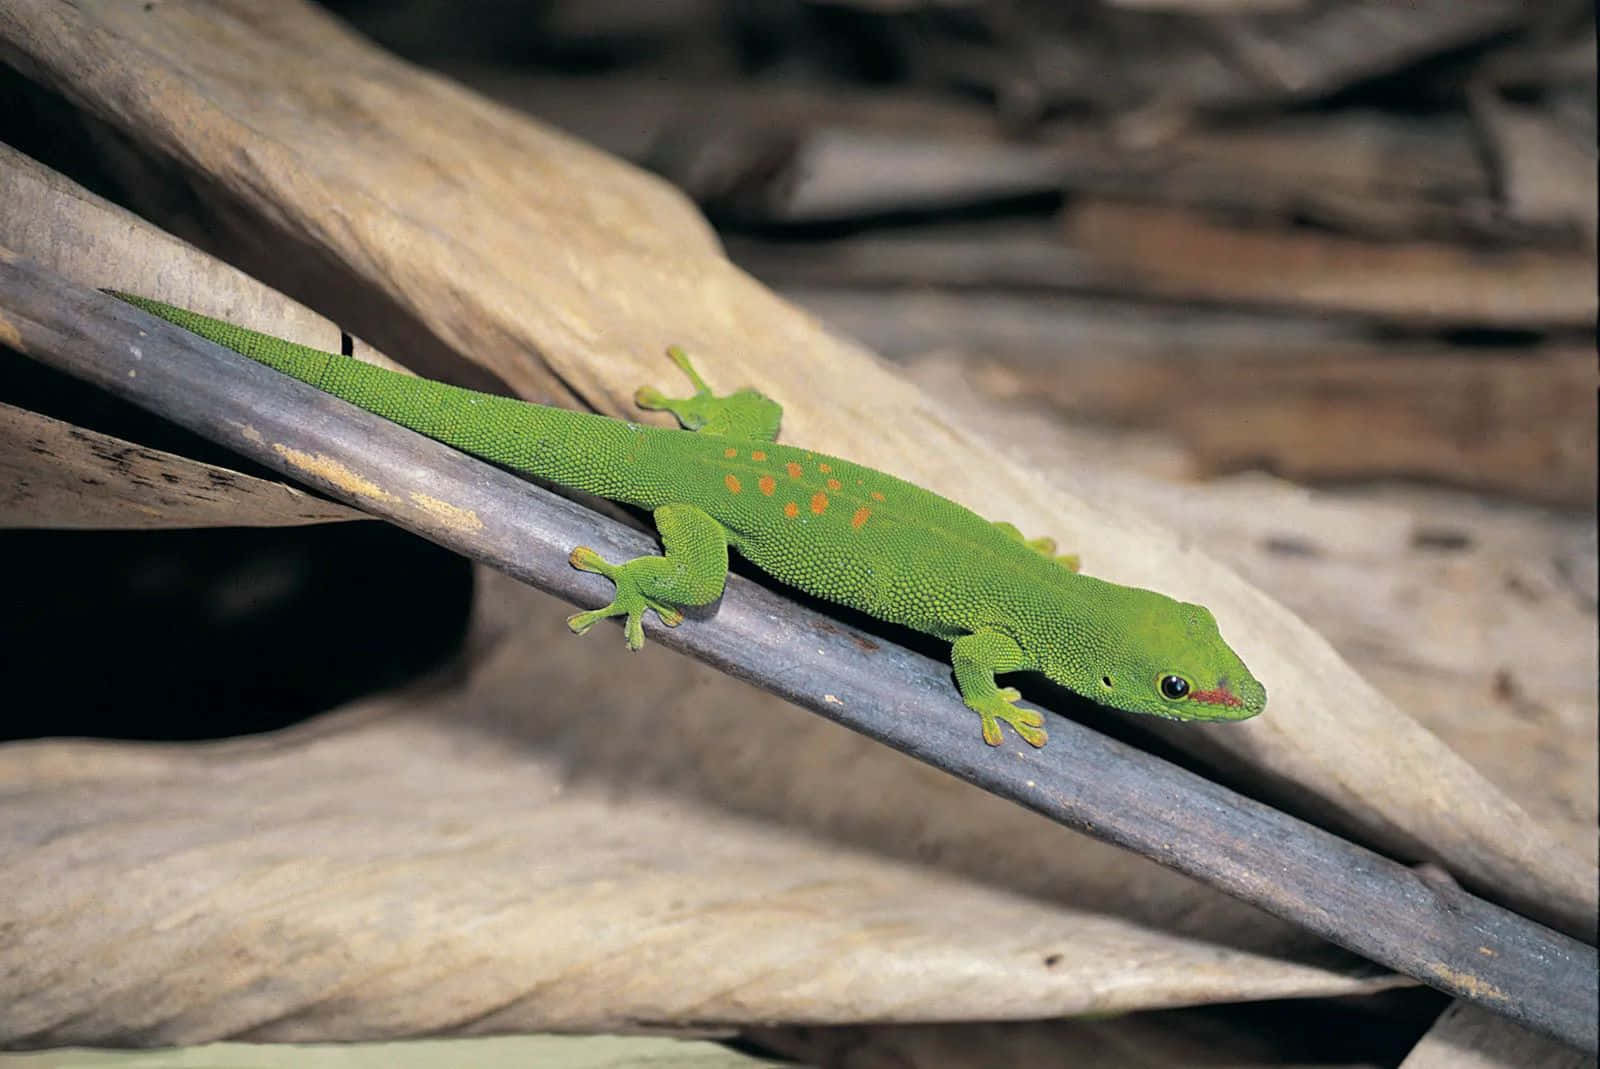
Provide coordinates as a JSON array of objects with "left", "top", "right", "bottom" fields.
[
  {"left": 994, "top": 520, "right": 1082, "bottom": 573},
  {"left": 567, "top": 503, "right": 730, "bottom": 650},
  {"left": 634, "top": 345, "right": 784, "bottom": 441}
]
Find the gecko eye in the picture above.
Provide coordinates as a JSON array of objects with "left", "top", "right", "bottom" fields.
[{"left": 1159, "top": 674, "right": 1191, "bottom": 700}]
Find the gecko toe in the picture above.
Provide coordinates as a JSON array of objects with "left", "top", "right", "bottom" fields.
[
  {"left": 1012, "top": 721, "right": 1048, "bottom": 748},
  {"left": 566, "top": 608, "right": 607, "bottom": 635},
  {"left": 569, "top": 546, "right": 614, "bottom": 575},
  {"left": 979, "top": 716, "right": 1005, "bottom": 747}
]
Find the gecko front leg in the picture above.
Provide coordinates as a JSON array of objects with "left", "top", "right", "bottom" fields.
[{"left": 951, "top": 629, "right": 1047, "bottom": 748}]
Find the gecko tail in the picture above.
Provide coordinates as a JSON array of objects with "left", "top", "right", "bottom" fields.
[{"left": 107, "top": 291, "right": 645, "bottom": 501}]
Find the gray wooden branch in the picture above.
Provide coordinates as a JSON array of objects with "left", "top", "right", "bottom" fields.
[{"left": 1, "top": 252, "right": 1594, "bottom": 1054}]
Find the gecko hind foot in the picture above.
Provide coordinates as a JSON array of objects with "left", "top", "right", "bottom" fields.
[{"left": 634, "top": 345, "right": 783, "bottom": 441}]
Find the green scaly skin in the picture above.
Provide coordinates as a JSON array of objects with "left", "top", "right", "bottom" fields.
[{"left": 113, "top": 294, "right": 1267, "bottom": 747}]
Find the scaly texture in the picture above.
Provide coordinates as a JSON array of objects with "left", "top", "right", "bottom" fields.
[{"left": 116, "top": 294, "right": 1266, "bottom": 746}]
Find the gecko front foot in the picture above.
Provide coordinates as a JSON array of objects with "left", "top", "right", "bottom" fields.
[
  {"left": 951, "top": 629, "right": 1047, "bottom": 747},
  {"left": 968, "top": 688, "right": 1049, "bottom": 748},
  {"left": 565, "top": 506, "right": 728, "bottom": 651},
  {"left": 567, "top": 545, "right": 686, "bottom": 651}
]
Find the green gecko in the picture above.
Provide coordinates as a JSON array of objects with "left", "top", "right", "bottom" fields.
[{"left": 113, "top": 293, "right": 1266, "bottom": 747}]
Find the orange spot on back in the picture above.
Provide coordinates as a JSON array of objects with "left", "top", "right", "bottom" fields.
[
  {"left": 810, "top": 491, "right": 829, "bottom": 515},
  {"left": 783, "top": 501, "right": 799, "bottom": 518},
  {"left": 723, "top": 447, "right": 737, "bottom": 458},
  {"left": 826, "top": 478, "right": 842, "bottom": 491},
  {"left": 786, "top": 462, "right": 803, "bottom": 479},
  {"left": 851, "top": 507, "right": 871, "bottom": 529},
  {"left": 751, "top": 450, "right": 767, "bottom": 461},
  {"left": 724, "top": 474, "right": 742, "bottom": 494},
  {"left": 818, "top": 463, "right": 832, "bottom": 474},
  {"left": 870, "top": 490, "right": 886, "bottom": 502},
  {"left": 758, "top": 475, "right": 776, "bottom": 496}
]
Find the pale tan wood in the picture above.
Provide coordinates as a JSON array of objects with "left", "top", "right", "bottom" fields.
[
  {"left": 0, "top": 143, "right": 408, "bottom": 373},
  {"left": 787, "top": 284, "right": 1596, "bottom": 508},
  {"left": 1400, "top": 1001, "right": 1593, "bottom": 1069},
  {"left": 965, "top": 342, "right": 1597, "bottom": 510},
  {"left": 0, "top": 401, "right": 365, "bottom": 529},
  {"left": 0, "top": 1035, "right": 784, "bottom": 1068},
  {"left": 1472, "top": 88, "right": 1599, "bottom": 249},
  {"left": 0, "top": 567, "right": 1410, "bottom": 1047},
  {"left": 1060, "top": 197, "right": 1597, "bottom": 327},
  {"left": 462, "top": 74, "right": 1499, "bottom": 240}
]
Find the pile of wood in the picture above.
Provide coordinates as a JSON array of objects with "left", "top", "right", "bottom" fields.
[
  {"left": 1, "top": 2, "right": 1594, "bottom": 1066},
  {"left": 434, "top": 0, "right": 1596, "bottom": 506}
]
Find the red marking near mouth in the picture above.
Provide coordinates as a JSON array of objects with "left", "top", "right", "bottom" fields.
[{"left": 1189, "top": 684, "right": 1243, "bottom": 708}]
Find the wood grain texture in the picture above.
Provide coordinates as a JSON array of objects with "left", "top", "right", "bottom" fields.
[
  {"left": 465, "top": 75, "right": 1510, "bottom": 240},
  {"left": 0, "top": 143, "right": 408, "bottom": 374},
  {"left": 0, "top": 401, "right": 365, "bottom": 529},
  {"left": 728, "top": 206, "right": 1596, "bottom": 329},
  {"left": 1400, "top": 1001, "right": 1594, "bottom": 1069},
  {"left": 961, "top": 341, "right": 1596, "bottom": 510},
  {"left": 788, "top": 284, "right": 1598, "bottom": 508},
  {"left": 0, "top": 1036, "right": 785, "bottom": 1068},
  {"left": 1009, "top": 0, "right": 1529, "bottom": 113},
  {"left": 1061, "top": 198, "right": 1597, "bottom": 328},
  {"left": 1, "top": 260, "right": 1593, "bottom": 1051}
]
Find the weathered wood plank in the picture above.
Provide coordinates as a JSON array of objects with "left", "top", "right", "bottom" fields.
[
  {"left": 1401, "top": 1001, "right": 1594, "bottom": 1068},
  {"left": 780, "top": 286, "right": 1596, "bottom": 508},
  {"left": 0, "top": 401, "right": 365, "bottom": 529},
  {"left": 729, "top": 206, "right": 1597, "bottom": 329}
]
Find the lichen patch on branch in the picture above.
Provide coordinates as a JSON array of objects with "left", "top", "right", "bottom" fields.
[
  {"left": 410, "top": 491, "right": 485, "bottom": 532},
  {"left": 272, "top": 443, "right": 397, "bottom": 504}
]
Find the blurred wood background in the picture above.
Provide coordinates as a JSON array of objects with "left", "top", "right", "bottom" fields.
[{"left": 416, "top": 0, "right": 1598, "bottom": 509}]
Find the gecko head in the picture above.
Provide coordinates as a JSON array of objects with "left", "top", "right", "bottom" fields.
[{"left": 1037, "top": 580, "right": 1266, "bottom": 723}]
